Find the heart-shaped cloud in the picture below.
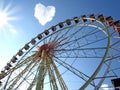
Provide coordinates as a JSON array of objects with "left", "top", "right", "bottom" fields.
[{"left": 34, "top": 3, "right": 56, "bottom": 26}]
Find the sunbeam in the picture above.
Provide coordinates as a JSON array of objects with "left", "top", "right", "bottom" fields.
[{"left": 0, "top": 1, "right": 18, "bottom": 34}]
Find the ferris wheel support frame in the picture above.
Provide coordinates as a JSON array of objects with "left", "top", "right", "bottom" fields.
[{"left": 0, "top": 14, "right": 120, "bottom": 90}]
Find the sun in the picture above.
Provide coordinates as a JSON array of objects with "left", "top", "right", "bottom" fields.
[
  {"left": 0, "top": 1, "right": 18, "bottom": 34},
  {"left": 0, "top": 6, "right": 16, "bottom": 29},
  {"left": 0, "top": 11, "right": 8, "bottom": 28}
]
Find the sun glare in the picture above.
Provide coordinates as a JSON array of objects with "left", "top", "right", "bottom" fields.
[
  {"left": 0, "top": 1, "right": 18, "bottom": 34},
  {"left": 0, "top": 11, "right": 8, "bottom": 28}
]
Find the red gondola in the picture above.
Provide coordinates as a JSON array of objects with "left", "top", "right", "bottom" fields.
[
  {"left": 74, "top": 17, "right": 79, "bottom": 23},
  {"left": 113, "top": 20, "right": 120, "bottom": 32},
  {"left": 5, "top": 66, "right": 10, "bottom": 70},
  {"left": 7, "top": 63, "right": 12, "bottom": 67},
  {"left": 37, "top": 34, "right": 42, "bottom": 40},
  {"left": 44, "top": 30, "right": 49, "bottom": 35},
  {"left": 89, "top": 14, "right": 95, "bottom": 22},
  {"left": 11, "top": 56, "right": 17, "bottom": 63},
  {"left": 24, "top": 44, "right": 30, "bottom": 50},
  {"left": 105, "top": 16, "right": 114, "bottom": 26},
  {"left": 31, "top": 39, "right": 36, "bottom": 45},
  {"left": 51, "top": 26, "right": 56, "bottom": 31},
  {"left": 17, "top": 50, "right": 23, "bottom": 56},
  {"left": 81, "top": 15, "right": 87, "bottom": 22},
  {"left": 97, "top": 14, "right": 105, "bottom": 22},
  {"left": 59, "top": 22, "right": 64, "bottom": 28},
  {"left": 66, "top": 19, "right": 71, "bottom": 25}
]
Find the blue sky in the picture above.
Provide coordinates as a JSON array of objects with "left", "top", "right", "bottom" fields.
[{"left": 0, "top": 0, "right": 120, "bottom": 90}]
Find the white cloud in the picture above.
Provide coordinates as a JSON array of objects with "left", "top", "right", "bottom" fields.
[
  {"left": 100, "top": 84, "right": 114, "bottom": 90},
  {"left": 34, "top": 3, "right": 56, "bottom": 26},
  {"left": 101, "top": 84, "right": 109, "bottom": 90}
]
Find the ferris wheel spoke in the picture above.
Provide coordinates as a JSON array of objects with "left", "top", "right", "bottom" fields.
[
  {"left": 57, "top": 29, "right": 104, "bottom": 50},
  {"left": 110, "top": 47, "right": 120, "bottom": 53},
  {"left": 105, "top": 55, "right": 120, "bottom": 62},
  {"left": 104, "top": 62, "right": 118, "bottom": 77},
  {"left": 48, "top": 27, "right": 75, "bottom": 50},
  {"left": 48, "top": 64, "right": 59, "bottom": 90},
  {"left": 43, "top": 52, "right": 67, "bottom": 90},
  {"left": 6, "top": 61, "right": 35, "bottom": 90},
  {"left": 54, "top": 57, "right": 96, "bottom": 86},
  {"left": 55, "top": 47, "right": 106, "bottom": 51},
  {"left": 55, "top": 47, "right": 107, "bottom": 59},
  {"left": 1, "top": 55, "right": 34, "bottom": 82},
  {"left": 109, "top": 67, "right": 120, "bottom": 75},
  {"left": 53, "top": 25, "right": 100, "bottom": 52},
  {"left": 105, "top": 58, "right": 120, "bottom": 77},
  {"left": 64, "top": 24, "right": 98, "bottom": 42},
  {"left": 27, "top": 73, "right": 38, "bottom": 90},
  {"left": 27, "top": 60, "right": 46, "bottom": 90},
  {"left": 50, "top": 26, "right": 68, "bottom": 41},
  {"left": 50, "top": 25, "right": 85, "bottom": 50},
  {"left": 50, "top": 58, "right": 68, "bottom": 90},
  {"left": 56, "top": 29, "right": 95, "bottom": 48},
  {"left": 105, "top": 55, "right": 120, "bottom": 76},
  {"left": 64, "top": 37, "right": 107, "bottom": 54},
  {"left": 110, "top": 39, "right": 120, "bottom": 47},
  {"left": 56, "top": 26, "right": 74, "bottom": 40},
  {"left": 44, "top": 25, "right": 73, "bottom": 46},
  {"left": 14, "top": 61, "right": 39, "bottom": 90},
  {"left": 57, "top": 57, "right": 104, "bottom": 59},
  {"left": 79, "top": 34, "right": 107, "bottom": 49}
]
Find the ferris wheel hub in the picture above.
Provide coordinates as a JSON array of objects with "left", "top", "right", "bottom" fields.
[{"left": 38, "top": 40, "right": 59, "bottom": 54}]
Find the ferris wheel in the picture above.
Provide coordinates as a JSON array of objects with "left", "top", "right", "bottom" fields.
[{"left": 0, "top": 14, "right": 120, "bottom": 90}]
